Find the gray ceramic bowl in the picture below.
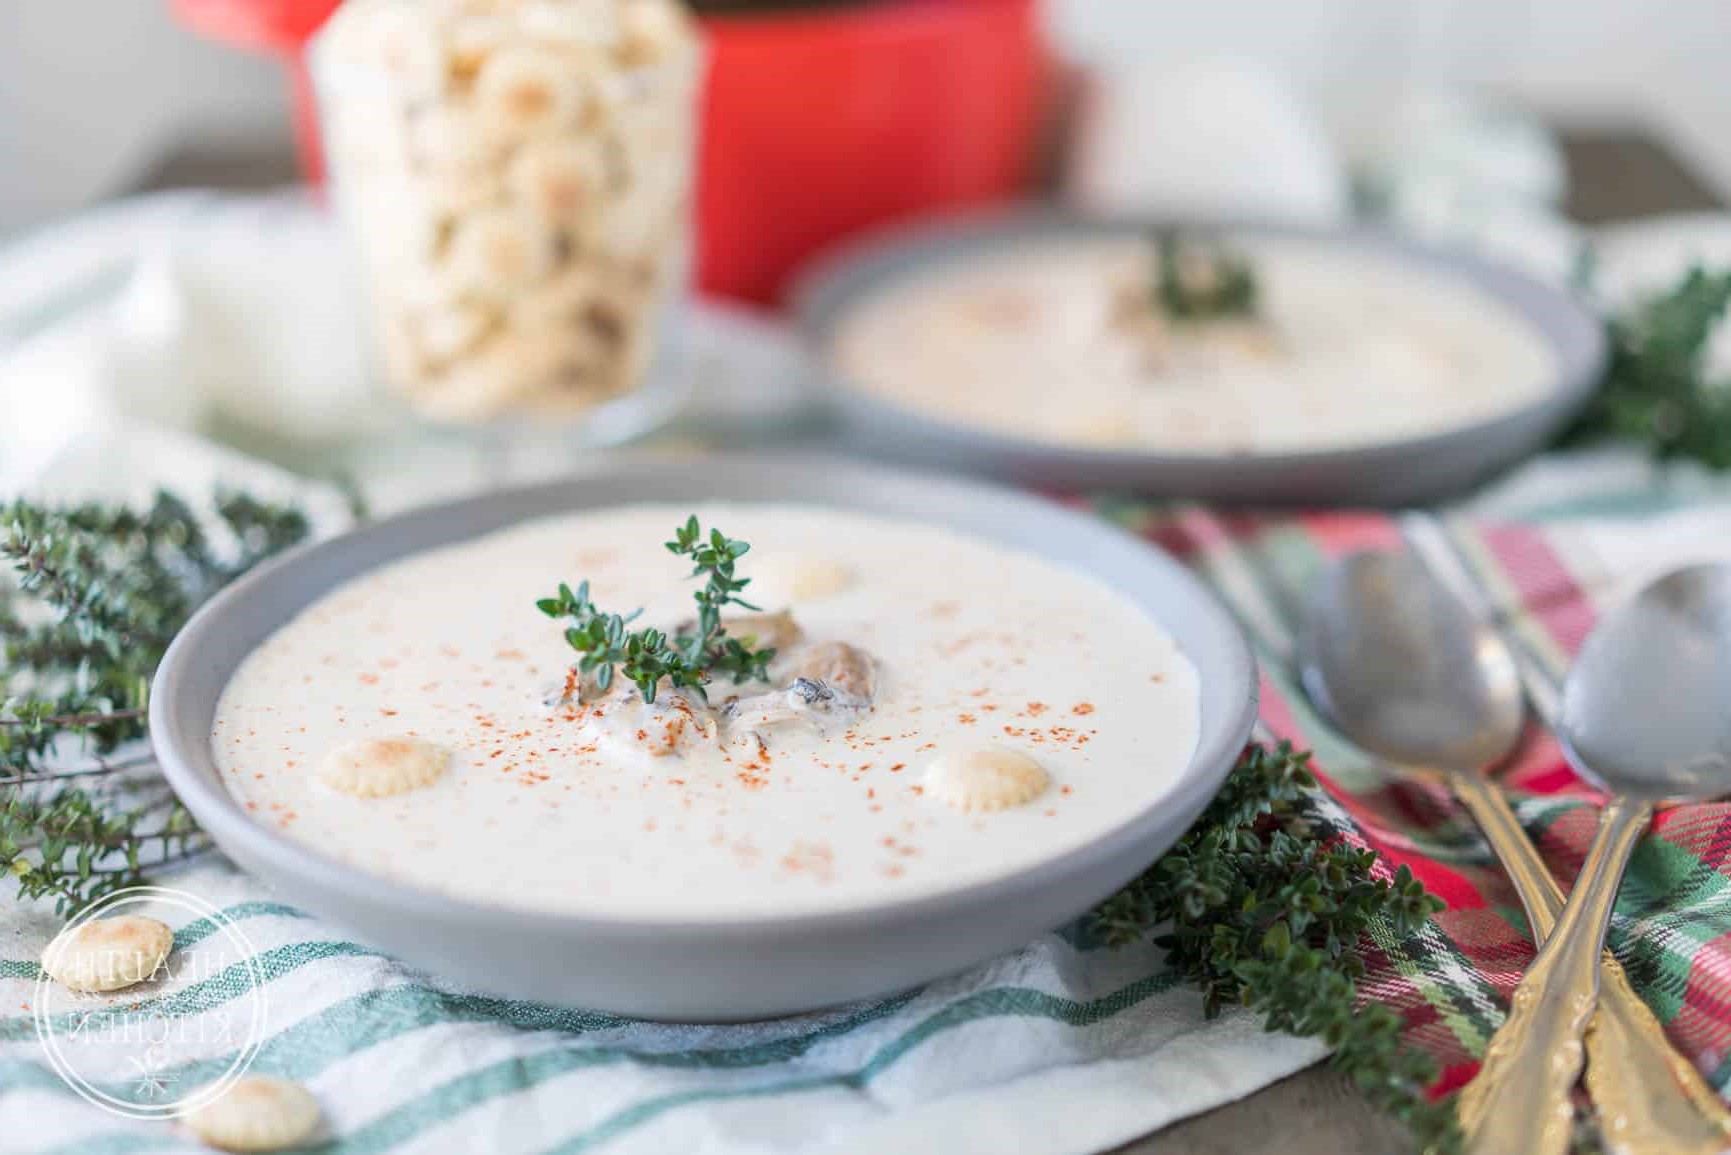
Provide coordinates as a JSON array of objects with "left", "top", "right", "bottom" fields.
[
  {"left": 151, "top": 456, "right": 1256, "bottom": 1021},
  {"left": 795, "top": 211, "right": 1607, "bottom": 505}
]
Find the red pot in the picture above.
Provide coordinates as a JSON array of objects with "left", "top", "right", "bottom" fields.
[
  {"left": 173, "top": 0, "right": 1046, "bottom": 304},
  {"left": 695, "top": 0, "right": 1045, "bottom": 302}
]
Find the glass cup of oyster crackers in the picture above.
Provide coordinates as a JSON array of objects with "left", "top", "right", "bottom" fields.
[{"left": 312, "top": 0, "right": 699, "bottom": 432}]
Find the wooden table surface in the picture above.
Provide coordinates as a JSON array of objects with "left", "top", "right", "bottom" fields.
[{"left": 125, "top": 123, "right": 1723, "bottom": 1155}]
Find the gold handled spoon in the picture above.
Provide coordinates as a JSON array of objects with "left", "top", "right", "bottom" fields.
[
  {"left": 1299, "top": 551, "right": 1731, "bottom": 1155},
  {"left": 1453, "top": 562, "right": 1731, "bottom": 1155}
]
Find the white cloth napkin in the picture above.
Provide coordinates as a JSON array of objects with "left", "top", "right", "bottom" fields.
[{"left": 3, "top": 859, "right": 1325, "bottom": 1155}]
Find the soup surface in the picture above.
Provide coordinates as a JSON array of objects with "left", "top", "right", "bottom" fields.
[
  {"left": 212, "top": 504, "right": 1200, "bottom": 918},
  {"left": 833, "top": 235, "right": 1557, "bottom": 453}
]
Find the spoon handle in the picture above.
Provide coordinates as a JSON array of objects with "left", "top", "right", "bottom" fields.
[
  {"left": 1456, "top": 795, "right": 1654, "bottom": 1155},
  {"left": 1453, "top": 778, "right": 1731, "bottom": 1154},
  {"left": 1453, "top": 775, "right": 1559, "bottom": 927}
]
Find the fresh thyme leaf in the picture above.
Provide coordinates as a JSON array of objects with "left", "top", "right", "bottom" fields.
[
  {"left": 1, "top": 489, "right": 312, "bottom": 915},
  {"left": 1094, "top": 742, "right": 1457, "bottom": 1154},
  {"left": 1154, "top": 229, "right": 1260, "bottom": 321},
  {"left": 542, "top": 518, "right": 775, "bottom": 704},
  {"left": 1562, "top": 265, "right": 1731, "bottom": 468}
]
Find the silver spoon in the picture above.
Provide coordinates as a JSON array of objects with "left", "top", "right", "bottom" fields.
[
  {"left": 1300, "top": 551, "right": 1731, "bottom": 1155},
  {"left": 1452, "top": 561, "right": 1731, "bottom": 1155}
]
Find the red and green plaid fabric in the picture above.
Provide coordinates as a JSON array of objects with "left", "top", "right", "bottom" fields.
[{"left": 1092, "top": 493, "right": 1731, "bottom": 1100}]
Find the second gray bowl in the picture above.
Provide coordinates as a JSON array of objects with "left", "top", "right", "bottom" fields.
[{"left": 795, "top": 211, "right": 1607, "bottom": 506}]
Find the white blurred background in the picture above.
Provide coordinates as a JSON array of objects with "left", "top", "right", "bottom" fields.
[{"left": 3, "top": 0, "right": 1730, "bottom": 236}]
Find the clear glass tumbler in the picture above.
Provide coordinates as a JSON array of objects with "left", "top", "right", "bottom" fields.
[{"left": 311, "top": 0, "right": 700, "bottom": 438}]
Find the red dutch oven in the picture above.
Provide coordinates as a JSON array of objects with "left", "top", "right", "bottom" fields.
[
  {"left": 694, "top": 0, "right": 1044, "bottom": 302},
  {"left": 173, "top": 0, "right": 1046, "bottom": 303}
]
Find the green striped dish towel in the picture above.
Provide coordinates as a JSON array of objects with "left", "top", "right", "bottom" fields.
[{"left": 2, "top": 858, "right": 1327, "bottom": 1154}]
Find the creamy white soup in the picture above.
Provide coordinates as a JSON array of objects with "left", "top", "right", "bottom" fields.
[
  {"left": 212, "top": 504, "right": 1200, "bottom": 919},
  {"left": 834, "top": 235, "right": 1557, "bottom": 453}
]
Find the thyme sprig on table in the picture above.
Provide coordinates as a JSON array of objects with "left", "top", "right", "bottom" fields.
[
  {"left": 1093, "top": 742, "right": 1457, "bottom": 1154},
  {"left": 1, "top": 491, "right": 311, "bottom": 913},
  {"left": 1563, "top": 265, "right": 1731, "bottom": 468},
  {"left": 538, "top": 516, "right": 777, "bottom": 704}
]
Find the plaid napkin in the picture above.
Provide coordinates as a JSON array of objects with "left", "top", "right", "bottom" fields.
[
  {"left": 1103, "top": 470, "right": 1731, "bottom": 1098},
  {"left": 6, "top": 434, "right": 1731, "bottom": 1153}
]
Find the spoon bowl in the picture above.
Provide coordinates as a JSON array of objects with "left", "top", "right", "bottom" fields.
[
  {"left": 1300, "top": 550, "right": 1525, "bottom": 773},
  {"left": 1559, "top": 562, "right": 1731, "bottom": 800}
]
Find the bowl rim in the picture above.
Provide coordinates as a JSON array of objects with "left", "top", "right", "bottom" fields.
[
  {"left": 791, "top": 206, "right": 1608, "bottom": 472},
  {"left": 150, "top": 453, "right": 1257, "bottom": 938}
]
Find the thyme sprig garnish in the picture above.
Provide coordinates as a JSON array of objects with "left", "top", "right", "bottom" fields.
[
  {"left": 2, "top": 490, "right": 312, "bottom": 913},
  {"left": 1094, "top": 742, "right": 1457, "bottom": 1154},
  {"left": 1563, "top": 265, "right": 1731, "bottom": 468},
  {"left": 538, "top": 516, "right": 776, "bottom": 704},
  {"left": 1155, "top": 229, "right": 1260, "bottom": 321}
]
